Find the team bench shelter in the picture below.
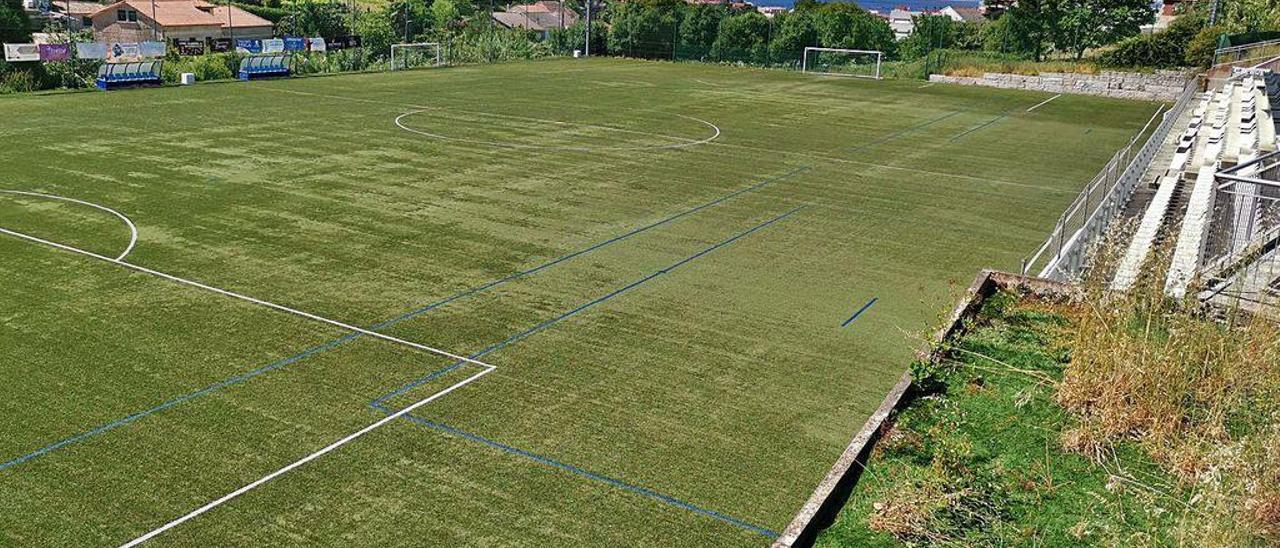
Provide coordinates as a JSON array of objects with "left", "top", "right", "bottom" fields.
[
  {"left": 95, "top": 61, "right": 163, "bottom": 90},
  {"left": 238, "top": 54, "right": 290, "bottom": 81}
]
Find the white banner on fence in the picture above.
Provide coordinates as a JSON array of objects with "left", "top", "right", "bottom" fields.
[
  {"left": 140, "top": 41, "right": 166, "bottom": 58},
  {"left": 3, "top": 43, "right": 40, "bottom": 62},
  {"left": 309, "top": 37, "right": 325, "bottom": 52},
  {"left": 262, "top": 38, "right": 284, "bottom": 53},
  {"left": 75, "top": 41, "right": 108, "bottom": 60}
]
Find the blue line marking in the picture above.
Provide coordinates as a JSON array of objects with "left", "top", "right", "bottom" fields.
[
  {"left": 390, "top": 409, "right": 780, "bottom": 539},
  {"left": 371, "top": 206, "right": 806, "bottom": 408},
  {"left": 0, "top": 168, "right": 807, "bottom": 473},
  {"left": 951, "top": 111, "right": 1012, "bottom": 141},
  {"left": 836, "top": 110, "right": 962, "bottom": 155},
  {"left": 841, "top": 297, "right": 878, "bottom": 328}
]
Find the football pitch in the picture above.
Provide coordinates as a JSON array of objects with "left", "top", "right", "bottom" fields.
[{"left": 0, "top": 57, "right": 1157, "bottom": 545}]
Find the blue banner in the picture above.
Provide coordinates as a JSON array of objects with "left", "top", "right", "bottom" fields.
[
  {"left": 283, "top": 37, "right": 306, "bottom": 52},
  {"left": 235, "top": 39, "right": 262, "bottom": 54}
]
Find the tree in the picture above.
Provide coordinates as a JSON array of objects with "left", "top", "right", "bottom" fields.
[
  {"left": 679, "top": 3, "right": 727, "bottom": 56},
  {"left": 898, "top": 14, "right": 955, "bottom": 60},
  {"left": 278, "top": 1, "right": 351, "bottom": 38},
  {"left": 769, "top": 10, "right": 817, "bottom": 64},
  {"left": 355, "top": 8, "right": 398, "bottom": 57},
  {"left": 606, "top": 0, "right": 680, "bottom": 59},
  {"left": 432, "top": 0, "right": 461, "bottom": 30},
  {"left": 1, "top": 0, "right": 32, "bottom": 43},
  {"left": 387, "top": 0, "right": 433, "bottom": 42},
  {"left": 1219, "top": 0, "right": 1280, "bottom": 32},
  {"left": 982, "top": 7, "right": 1042, "bottom": 59},
  {"left": 811, "top": 2, "right": 895, "bottom": 54},
  {"left": 952, "top": 21, "right": 987, "bottom": 50},
  {"left": 710, "top": 10, "right": 768, "bottom": 63},
  {"left": 1055, "top": 0, "right": 1153, "bottom": 60}
]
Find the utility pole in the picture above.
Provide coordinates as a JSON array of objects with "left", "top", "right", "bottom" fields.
[{"left": 584, "top": 0, "right": 591, "bottom": 56}]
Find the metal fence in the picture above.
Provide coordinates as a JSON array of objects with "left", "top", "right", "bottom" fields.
[{"left": 1021, "top": 77, "right": 1202, "bottom": 281}]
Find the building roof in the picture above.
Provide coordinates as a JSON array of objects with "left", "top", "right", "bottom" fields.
[
  {"left": 91, "top": 0, "right": 271, "bottom": 28},
  {"left": 945, "top": 5, "right": 983, "bottom": 22},
  {"left": 207, "top": 4, "right": 273, "bottom": 28},
  {"left": 492, "top": 5, "right": 577, "bottom": 31}
]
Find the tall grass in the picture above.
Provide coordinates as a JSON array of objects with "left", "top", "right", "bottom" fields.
[{"left": 1055, "top": 242, "right": 1280, "bottom": 542}]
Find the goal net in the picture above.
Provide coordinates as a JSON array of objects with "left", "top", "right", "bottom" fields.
[
  {"left": 802, "top": 47, "right": 883, "bottom": 80},
  {"left": 390, "top": 42, "right": 443, "bottom": 71}
]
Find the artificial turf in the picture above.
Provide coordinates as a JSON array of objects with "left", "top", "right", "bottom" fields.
[{"left": 0, "top": 57, "right": 1158, "bottom": 545}]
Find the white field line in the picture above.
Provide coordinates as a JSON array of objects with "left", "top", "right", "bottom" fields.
[
  {"left": 1026, "top": 94, "right": 1063, "bottom": 112},
  {"left": 120, "top": 364, "right": 496, "bottom": 547},
  {"left": 0, "top": 189, "right": 138, "bottom": 260},
  {"left": 917, "top": 83, "right": 935, "bottom": 88},
  {"left": 0, "top": 226, "right": 496, "bottom": 371},
  {"left": 260, "top": 87, "right": 721, "bottom": 151}
]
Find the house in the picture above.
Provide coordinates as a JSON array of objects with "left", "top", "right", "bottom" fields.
[
  {"left": 757, "top": 5, "right": 786, "bottom": 18},
  {"left": 888, "top": 8, "right": 917, "bottom": 40},
  {"left": 89, "top": 0, "right": 272, "bottom": 44},
  {"left": 938, "top": 5, "right": 982, "bottom": 23},
  {"left": 491, "top": 1, "right": 578, "bottom": 39}
]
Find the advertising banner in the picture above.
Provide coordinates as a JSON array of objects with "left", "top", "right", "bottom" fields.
[
  {"left": 173, "top": 39, "right": 205, "bottom": 56},
  {"left": 108, "top": 42, "right": 141, "bottom": 62},
  {"left": 3, "top": 43, "right": 40, "bottom": 62},
  {"left": 235, "top": 39, "right": 262, "bottom": 54},
  {"left": 326, "top": 35, "right": 360, "bottom": 50},
  {"left": 308, "top": 37, "right": 325, "bottom": 52},
  {"left": 210, "top": 38, "right": 232, "bottom": 53},
  {"left": 283, "top": 37, "right": 306, "bottom": 52},
  {"left": 75, "top": 41, "right": 108, "bottom": 60},
  {"left": 261, "top": 38, "right": 284, "bottom": 53},
  {"left": 139, "top": 41, "right": 166, "bottom": 58},
  {"left": 37, "top": 43, "right": 69, "bottom": 61}
]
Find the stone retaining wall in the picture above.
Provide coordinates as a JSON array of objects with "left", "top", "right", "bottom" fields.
[{"left": 929, "top": 69, "right": 1190, "bottom": 101}]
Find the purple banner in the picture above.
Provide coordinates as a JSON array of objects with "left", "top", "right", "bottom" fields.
[{"left": 38, "top": 43, "right": 70, "bottom": 62}]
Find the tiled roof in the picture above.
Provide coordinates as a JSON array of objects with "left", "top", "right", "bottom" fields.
[{"left": 91, "top": 0, "right": 271, "bottom": 28}]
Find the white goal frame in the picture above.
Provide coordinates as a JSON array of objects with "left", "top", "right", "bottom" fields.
[
  {"left": 390, "top": 42, "right": 443, "bottom": 71},
  {"left": 802, "top": 47, "right": 883, "bottom": 80}
]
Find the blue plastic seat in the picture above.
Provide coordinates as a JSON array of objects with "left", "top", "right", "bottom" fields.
[
  {"left": 96, "top": 61, "right": 163, "bottom": 90},
  {"left": 238, "top": 54, "right": 290, "bottom": 81}
]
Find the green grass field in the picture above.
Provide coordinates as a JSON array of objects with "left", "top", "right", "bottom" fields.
[{"left": 0, "top": 57, "right": 1158, "bottom": 546}]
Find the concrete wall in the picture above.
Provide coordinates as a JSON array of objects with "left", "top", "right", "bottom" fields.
[
  {"left": 772, "top": 271, "right": 1076, "bottom": 548},
  {"left": 929, "top": 70, "right": 1191, "bottom": 101}
]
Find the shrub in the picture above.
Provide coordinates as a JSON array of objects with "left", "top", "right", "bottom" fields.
[{"left": 0, "top": 67, "right": 39, "bottom": 94}]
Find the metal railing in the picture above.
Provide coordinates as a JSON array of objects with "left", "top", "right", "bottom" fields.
[{"left": 1021, "top": 77, "right": 1202, "bottom": 281}]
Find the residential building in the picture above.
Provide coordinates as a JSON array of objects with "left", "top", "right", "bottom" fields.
[
  {"left": 491, "top": 1, "right": 578, "bottom": 39},
  {"left": 757, "top": 5, "right": 786, "bottom": 18},
  {"left": 89, "top": 0, "right": 272, "bottom": 44},
  {"left": 888, "top": 8, "right": 916, "bottom": 40},
  {"left": 938, "top": 5, "right": 982, "bottom": 23}
]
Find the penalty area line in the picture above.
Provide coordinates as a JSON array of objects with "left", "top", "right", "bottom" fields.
[
  {"left": 0, "top": 226, "right": 495, "bottom": 371},
  {"left": 119, "top": 365, "right": 496, "bottom": 547}
]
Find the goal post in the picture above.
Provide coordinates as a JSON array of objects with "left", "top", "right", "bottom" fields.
[
  {"left": 390, "top": 42, "right": 443, "bottom": 71},
  {"left": 802, "top": 47, "right": 883, "bottom": 80}
]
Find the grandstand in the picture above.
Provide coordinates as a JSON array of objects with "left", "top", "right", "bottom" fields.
[{"left": 1108, "top": 62, "right": 1280, "bottom": 312}]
